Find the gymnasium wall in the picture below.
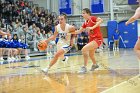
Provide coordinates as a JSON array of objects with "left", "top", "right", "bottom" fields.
[
  {"left": 28, "top": 0, "right": 140, "bottom": 44},
  {"left": 107, "top": 20, "right": 138, "bottom": 48},
  {"left": 28, "top": 0, "right": 110, "bottom": 14}
]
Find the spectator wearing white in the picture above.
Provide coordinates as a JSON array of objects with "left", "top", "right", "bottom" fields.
[
  {"left": 19, "top": 26, "right": 30, "bottom": 60},
  {"left": 36, "top": 27, "right": 43, "bottom": 51}
]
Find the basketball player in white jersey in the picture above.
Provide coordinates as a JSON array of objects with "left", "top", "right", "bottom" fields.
[
  {"left": 125, "top": 0, "right": 140, "bottom": 60},
  {"left": 42, "top": 13, "right": 75, "bottom": 73}
]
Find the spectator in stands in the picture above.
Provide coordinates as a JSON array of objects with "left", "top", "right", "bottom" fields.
[
  {"left": 0, "top": 0, "right": 56, "bottom": 54},
  {"left": 44, "top": 21, "right": 52, "bottom": 34},
  {"left": 7, "top": 34, "right": 19, "bottom": 62},
  {"left": 42, "top": 29, "right": 47, "bottom": 39},
  {"left": 36, "top": 27, "right": 43, "bottom": 42},
  {"left": 18, "top": 26, "right": 30, "bottom": 60},
  {"left": 77, "top": 36, "right": 84, "bottom": 50}
]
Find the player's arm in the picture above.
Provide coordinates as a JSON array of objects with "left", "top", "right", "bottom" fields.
[
  {"left": 93, "top": 17, "right": 103, "bottom": 29},
  {"left": 87, "top": 17, "right": 103, "bottom": 30},
  {"left": 45, "top": 26, "right": 58, "bottom": 43},
  {"left": 70, "top": 26, "right": 85, "bottom": 34},
  {"left": 126, "top": 7, "right": 140, "bottom": 25},
  {"left": 125, "top": 17, "right": 137, "bottom": 26}
]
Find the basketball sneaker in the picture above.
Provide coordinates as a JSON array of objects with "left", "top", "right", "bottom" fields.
[
  {"left": 0, "top": 57, "right": 4, "bottom": 61},
  {"left": 7, "top": 57, "right": 12, "bottom": 62},
  {"left": 42, "top": 68, "right": 49, "bottom": 73},
  {"left": 0, "top": 61, "right": 3, "bottom": 64},
  {"left": 78, "top": 66, "right": 87, "bottom": 74},
  {"left": 90, "top": 64, "right": 99, "bottom": 71},
  {"left": 62, "top": 56, "right": 69, "bottom": 63},
  {"left": 25, "top": 56, "right": 30, "bottom": 60}
]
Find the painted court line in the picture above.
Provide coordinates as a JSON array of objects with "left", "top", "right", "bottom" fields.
[{"left": 101, "top": 74, "right": 140, "bottom": 93}]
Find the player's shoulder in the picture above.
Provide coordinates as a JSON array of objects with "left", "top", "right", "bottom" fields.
[
  {"left": 91, "top": 16, "right": 97, "bottom": 19},
  {"left": 137, "top": 7, "right": 140, "bottom": 11}
]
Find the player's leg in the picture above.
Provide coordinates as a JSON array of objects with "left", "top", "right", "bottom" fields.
[
  {"left": 79, "top": 40, "right": 98, "bottom": 73},
  {"left": 134, "top": 38, "right": 140, "bottom": 60},
  {"left": 42, "top": 49, "right": 65, "bottom": 73},
  {"left": 89, "top": 49, "right": 99, "bottom": 71}
]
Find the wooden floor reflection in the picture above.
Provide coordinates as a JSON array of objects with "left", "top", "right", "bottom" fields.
[{"left": 0, "top": 49, "right": 140, "bottom": 93}]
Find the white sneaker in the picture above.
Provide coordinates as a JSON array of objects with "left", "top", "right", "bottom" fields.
[
  {"left": 7, "top": 57, "right": 12, "bottom": 61},
  {"left": 11, "top": 57, "right": 16, "bottom": 61},
  {"left": 0, "top": 57, "right": 4, "bottom": 61},
  {"left": 25, "top": 56, "right": 30, "bottom": 60},
  {"left": 90, "top": 64, "right": 99, "bottom": 71},
  {"left": 15, "top": 56, "right": 19, "bottom": 61},
  {"left": 0, "top": 61, "right": 3, "bottom": 64},
  {"left": 78, "top": 66, "right": 87, "bottom": 74},
  {"left": 42, "top": 68, "right": 49, "bottom": 73},
  {"left": 62, "top": 56, "right": 69, "bottom": 63}
]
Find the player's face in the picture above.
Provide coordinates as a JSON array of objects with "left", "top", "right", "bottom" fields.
[
  {"left": 58, "top": 16, "right": 66, "bottom": 24},
  {"left": 82, "top": 11, "right": 89, "bottom": 20}
]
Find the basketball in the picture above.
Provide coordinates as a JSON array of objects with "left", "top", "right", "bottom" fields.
[
  {"left": 69, "top": 26, "right": 76, "bottom": 33},
  {"left": 37, "top": 40, "right": 48, "bottom": 51}
]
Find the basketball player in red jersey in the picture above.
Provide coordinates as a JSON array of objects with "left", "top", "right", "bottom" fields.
[
  {"left": 125, "top": 0, "right": 140, "bottom": 60},
  {"left": 72, "top": 8, "right": 103, "bottom": 73}
]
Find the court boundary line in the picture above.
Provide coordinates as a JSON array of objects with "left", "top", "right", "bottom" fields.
[{"left": 101, "top": 74, "right": 140, "bottom": 93}]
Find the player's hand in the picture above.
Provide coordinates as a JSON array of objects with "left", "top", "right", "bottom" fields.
[
  {"left": 86, "top": 27, "right": 93, "bottom": 31},
  {"left": 125, "top": 22, "right": 129, "bottom": 26},
  {"left": 86, "top": 27, "right": 94, "bottom": 34}
]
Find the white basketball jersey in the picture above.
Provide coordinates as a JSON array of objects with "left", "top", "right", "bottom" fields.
[{"left": 56, "top": 24, "right": 71, "bottom": 46}]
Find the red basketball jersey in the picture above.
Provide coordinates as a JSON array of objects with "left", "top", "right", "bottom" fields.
[{"left": 82, "top": 16, "right": 103, "bottom": 42}]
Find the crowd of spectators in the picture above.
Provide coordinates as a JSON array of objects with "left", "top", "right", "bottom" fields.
[{"left": 0, "top": 0, "right": 90, "bottom": 62}]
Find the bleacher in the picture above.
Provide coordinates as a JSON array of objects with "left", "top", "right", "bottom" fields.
[{"left": 0, "top": 0, "right": 58, "bottom": 61}]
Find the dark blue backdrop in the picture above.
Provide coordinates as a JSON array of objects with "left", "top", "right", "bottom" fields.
[
  {"left": 59, "top": 0, "right": 72, "bottom": 14},
  {"left": 91, "top": 0, "right": 104, "bottom": 13},
  {"left": 128, "top": 0, "right": 139, "bottom": 5}
]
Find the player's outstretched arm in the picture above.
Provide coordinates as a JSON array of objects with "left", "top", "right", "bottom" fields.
[
  {"left": 86, "top": 17, "right": 103, "bottom": 32},
  {"left": 69, "top": 26, "right": 85, "bottom": 34},
  {"left": 126, "top": 7, "right": 140, "bottom": 25},
  {"left": 125, "top": 17, "right": 137, "bottom": 26}
]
